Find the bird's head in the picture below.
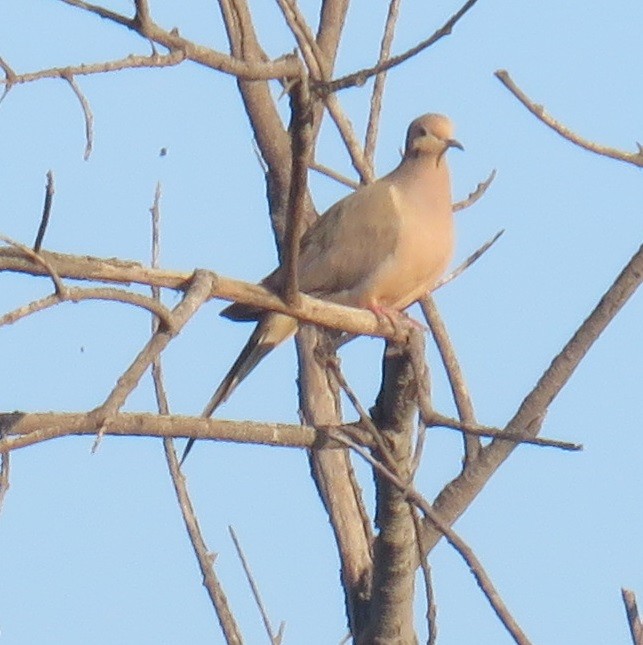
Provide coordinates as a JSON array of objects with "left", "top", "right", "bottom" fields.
[{"left": 404, "top": 113, "right": 463, "bottom": 164}]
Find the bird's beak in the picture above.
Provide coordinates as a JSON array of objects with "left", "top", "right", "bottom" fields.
[{"left": 437, "top": 138, "right": 464, "bottom": 165}]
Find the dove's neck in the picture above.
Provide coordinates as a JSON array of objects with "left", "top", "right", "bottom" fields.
[{"left": 388, "top": 154, "right": 453, "bottom": 212}]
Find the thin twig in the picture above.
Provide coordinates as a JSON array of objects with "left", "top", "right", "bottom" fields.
[
  {"left": 622, "top": 588, "right": 643, "bottom": 645},
  {"left": 411, "top": 508, "right": 437, "bottom": 645},
  {"left": 420, "top": 296, "right": 480, "bottom": 463},
  {"left": 0, "top": 446, "right": 9, "bottom": 513},
  {"left": 453, "top": 169, "right": 496, "bottom": 212},
  {"left": 0, "top": 286, "right": 173, "bottom": 329},
  {"left": 429, "top": 411, "right": 580, "bottom": 451},
  {"left": 90, "top": 270, "right": 215, "bottom": 426},
  {"left": 62, "top": 74, "right": 94, "bottom": 160},
  {"left": 325, "top": 95, "right": 374, "bottom": 183},
  {"left": 33, "top": 171, "right": 55, "bottom": 252},
  {"left": 322, "top": 0, "right": 481, "bottom": 93},
  {"left": 434, "top": 229, "right": 504, "bottom": 290},
  {"left": 406, "top": 329, "right": 432, "bottom": 474},
  {"left": 229, "top": 526, "right": 284, "bottom": 644},
  {"left": 0, "top": 233, "right": 65, "bottom": 295},
  {"left": 275, "top": 0, "right": 326, "bottom": 79},
  {"left": 0, "top": 51, "right": 187, "bottom": 88},
  {"left": 0, "top": 55, "right": 16, "bottom": 102},
  {"left": 309, "top": 160, "right": 358, "bottom": 189},
  {"left": 495, "top": 70, "right": 643, "bottom": 168},
  {"left": 364, "top": 0, "right": 402, "bottom": 167},
  {"left": 58, "top": 0, "right": 298, "bottom": 80},
  {"left": 148, "top": 183, "right": 243, "bottom": 643},
  {"left": 326, "top": 355, "right": 399, "bottom": 474},
  {"left": 331, "top": 429, "right": 532, "bottom": 645}
]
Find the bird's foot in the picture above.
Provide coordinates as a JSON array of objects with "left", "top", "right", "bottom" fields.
[{"left": 369, "top": 305, "right": 426, "bottom": 337}]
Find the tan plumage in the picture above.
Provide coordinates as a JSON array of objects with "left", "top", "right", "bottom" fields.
[{"left": 181, "top": 113, "right": 462, "bottom": 464}]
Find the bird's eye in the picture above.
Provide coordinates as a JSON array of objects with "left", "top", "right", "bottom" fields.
[{"left": 418, "top": 126, "right": 427, "bottom": 137}]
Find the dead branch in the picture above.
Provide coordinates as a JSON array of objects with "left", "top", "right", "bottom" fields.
[
  {"left": 62, "top": 74, "right": 94, "bottom": 159},
  {"left": 0, "top": 246, "right": 409, "bottom": 340},
  {"left": 0, "top": 448, "right": 9, "bottom": 513},
  {"left": 364, "top": 0, "right": 402, "bottom": 167},
  {"left": 229, "top": 526, "right": 284, "bottom": 644},
  {"left": 622, "top": 588, "right": 643, "bottom": 645},
  {"left": 33, "top": 171, "right": 55, "bottom": 252},
  {"left": 420, "top": 295, "right": 480, "bottom": 462},
  {"left": 147, "top": 188, "right": 242, "bottom": 643},
  {"left": 322, "top": 0, "right": 481, "bottom": 93},
  {"left": 1, "top": 234, "right": 66, "bottom": 295},
  {"left": 58, "top": 0, "right": 299, "bottom": 80},
  {"left": 425, "top": 242, "right": 643, "bottom": 552},
  {"left": 0, "top": 286, "right": 173, "bottom": 328},
  {"left": 453, "top": 169, "right": 496, "bottom": 212},
  {"left": 90, "top": 270, "right": 214, "bottom": 424},
  {"left": 495, "top": 70, "right": 643, "bottom": 167},
  {"left": 411, "top": 508, "right": 437, "bottom": 645},
  {"left": 0, "top": 411, "right": 357, "bottom": 454},
  {"left": 433, "top": 229, "right": 504, "bottom": 290},
  {"left": 332, "top": 429, "right": 532, "bottom": 645},
  {"left": 282, "top": 72, "right": 313, "bottom": 304},
  {"left": 0, "top": 50, "right": 186, "bottom": 88},
  {"left": 309, "top": 160, "right": 359, "bottom": 189}
]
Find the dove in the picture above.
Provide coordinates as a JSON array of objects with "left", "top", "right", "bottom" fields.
[{"left": 181, "top": 113, "right": 462, "bottom": 464}]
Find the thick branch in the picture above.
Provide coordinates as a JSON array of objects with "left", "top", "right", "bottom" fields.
[
  {"left": 0, "top": 247, "right": 406, "bottom": 340},
  {"left": 0, "top": 411, "right": 366, "bottom": 454},
  {"left": 424, "top": 242, "right": 643, "bottom": 551},
  {"left": 58, "top": 0, "right": 299, "bottom": 80}
]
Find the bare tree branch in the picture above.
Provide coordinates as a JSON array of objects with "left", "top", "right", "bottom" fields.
[
  {"left": 364, "top": 0, "right": 402, "bottom": 167},
  {"left": 90, "top": 270, "right": 214, "bottom": 423},
  {"left": 0, "top": 247, "right": 411, "bottom": 340},
  {"left": 0, "top": 51, "right": 187, "bottom": 88},
  {"left": 58, "top": 0, "right": 299, "bottom": 80},
  {"left": 0, "top": 447, "right": 9, "bottom": 513},
  {"left": 421, "top": 295, "right": 480, "bottom": 462},
  {"left": 309, "top": 160, "right": 359, "bottom": 189},
  {"left": 1, "top": 234, "right": 65, "bottom": 295},
  {"left": 62, "top": 74, "right": 94, "bottom": 159},
  {"left": 433, "top": 229, "right": 504, "bottom": 290},
  {"left": 148, "top": 191, "right": 244, "bottom": 641},
  {"left": 425, "top": 242, "right": 643, "bottom": 552},
  {"left": 33, "top": 171, "right": 55, "bottom": 252},
  {"left": 0, "top": 412, "right": 355, "bottom": 454},
  {"left": 229, "top": 526, "right": 284, "bottom": 644},
  {"left": 322, "top": 0, "right": 481, "bottom": 93},
  {"left": 622, "top": 588, "right": 643, "bottom": 645},
  {"left": 453, "top": 169, "right": 496, "bottom": 212},
  {"left": 495, "top": 70, "right": 643, "bottom": 167},
  {"left": 282, "top": 73, "right": 314, "bottom": 304},
  {"left": 0, "top": 286, "right": 173, "bottom": 329},
  {"left": 331, "top": 429, "right": 532, "bottom": 645},
  {"left": 411, "top": 508, "right": 437, "bottom": 645}
]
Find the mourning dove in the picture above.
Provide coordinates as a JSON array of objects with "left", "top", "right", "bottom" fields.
[{"left": 181, "top": 113, "right": 461, "bottom": 463}]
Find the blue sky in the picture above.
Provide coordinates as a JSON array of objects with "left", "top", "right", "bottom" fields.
[{"left": 1, "top": 1, "right": 642, "bottom": 643}]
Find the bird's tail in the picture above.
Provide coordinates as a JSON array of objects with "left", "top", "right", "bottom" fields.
[{"left": 180, "top": 312, "right": 298, "bottom": 465}]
